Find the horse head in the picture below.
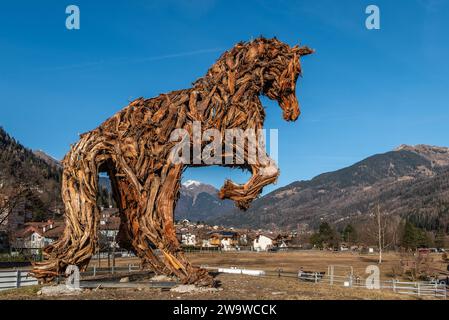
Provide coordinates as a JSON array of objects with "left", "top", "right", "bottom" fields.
[{"left": 252, "top": 38, "right": 314, "bottom": 121}]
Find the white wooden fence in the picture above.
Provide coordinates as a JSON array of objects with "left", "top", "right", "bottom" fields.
[
  {"left": 298, "top": 271, "right": 447, "bottom": 299},
  {"left": 0, "top": 270, "right": 38, "bottom": 291}
]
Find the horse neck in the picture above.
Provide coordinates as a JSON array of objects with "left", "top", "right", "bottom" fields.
[{"left": 194, "top": 65, "right": 265, "bottom": 130}]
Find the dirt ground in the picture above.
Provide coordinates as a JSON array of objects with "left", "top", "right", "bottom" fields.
[
  {"left": 1, "top": 251, "right": 447, "bottom": 300},
  {"left": 0, "top": 273, "right": 423, "bottom": 300},
  {"left": 111, "top": 250, "right": 448, "bottom": 280}
]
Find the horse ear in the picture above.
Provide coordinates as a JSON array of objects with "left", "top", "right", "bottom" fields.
[
  {"left": 247, "top": 42, "right": 265, "bottom": 61},
  {"left": 299, "top": 46, "right": 315, "bottom": 56},
  {"left": 292, "top": 45, "right": 315, "bottom": 56},
  {"left": 246, "top": 45, "right": 259, "bottom": 60},
  {"left": 257, "top": 42, "right": 265, "bottom": 55}
]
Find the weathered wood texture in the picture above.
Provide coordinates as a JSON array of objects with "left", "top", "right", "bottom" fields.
[{"left": 31, "top": 38, "right": 313, "bottom": 286}]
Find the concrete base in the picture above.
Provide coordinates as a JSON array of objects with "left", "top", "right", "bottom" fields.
[
  {"left": 170, "top": 284, "right": 221, "bottom": 294},
  {"left": 38, "top": 284, "right": 83, "bottom": 296}
]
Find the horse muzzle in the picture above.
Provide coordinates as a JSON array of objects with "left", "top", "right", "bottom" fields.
[{"left": 279, "top": 94, "right": 300, "bottom": 121}]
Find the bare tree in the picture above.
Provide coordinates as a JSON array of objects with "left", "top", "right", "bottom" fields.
[
  {"left": 364, "top": 204, "right": 400, "bottom": 264},
  {"left": 0, "top": 185, "right": 28, "bottom": 227},
  {"left": 377, "top": 204, "right": 383, "bottom": 264}
]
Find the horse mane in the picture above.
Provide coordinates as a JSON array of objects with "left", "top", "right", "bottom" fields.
[{"left": 194, "top": 37, "right": 294, "bottom": 89}]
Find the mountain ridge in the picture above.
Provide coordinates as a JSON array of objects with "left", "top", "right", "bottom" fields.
[{"left": 211, "top": 145, "right": 449, "bottom": 231}]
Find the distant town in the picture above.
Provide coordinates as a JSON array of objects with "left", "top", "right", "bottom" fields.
[
  {"left": 2, "top": 206, "right": 304, "bottom": 259},
  {"left": 5, "top": 205, "right": 446, "bottom": 264}
]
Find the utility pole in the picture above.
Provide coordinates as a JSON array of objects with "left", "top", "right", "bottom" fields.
[
  {"left": 377, "top": 203, "right": 382, "bottom": 265},
  {"left": 53, "top": 188, "right": 57, "bottom": 220}
]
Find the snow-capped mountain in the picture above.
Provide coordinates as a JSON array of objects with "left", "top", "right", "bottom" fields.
[
  {"left": 182, "top": 180, "right": 202, "bottom": 188},
  {"left": 180, "top": 180, "right": 218, "bottom": 203},
  {"left": 175, "top": 180, "right": 235, "bottom": 222}
]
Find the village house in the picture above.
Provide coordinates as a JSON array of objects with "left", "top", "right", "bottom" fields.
[
  {"left": 12, "top": 219, "right": 64, "bottom": 255},
  {"left": 206, "top": 230, "right": 239, "bottom": 250},
  {"left": 253, "top": 232, "right": 290, "bottom": 251},
  {"left": 253, "top": 233, "right": 276, "bottom": 251},
  {"left": 239, "top": 233, "right": 249, "bottom": 246},
  {"left": 201, "top": 239, "right": 212, "bottom": 247},
  {"left": 233, "top": 229, "right": 257, "bottom": 249},
  {"left": 173, "top": 224, "right": 255, "bottom": 251},
  {"left": 180, "top": 232, "right": 197, "bottom": 246},
  {"left": 98, "top": 208, "right": 120, "bottom": 249},
  {"left": 175, "top": 223, "right": 209, "bottom": 248},
  {"left": 177, "top": 219, "right": 195, "bottom": 228}
]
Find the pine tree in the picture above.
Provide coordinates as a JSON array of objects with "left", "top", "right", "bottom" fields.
[
  {"left": 310, "top": 222, "right": 339, "bottom": 249},
  {"left": 402, "top": 221, "right": 419, "bottom": 249},
  {"left": 342, "top": 224, "right": 357, "bottom": 243},
  {"left": 401, "top": 220, "right": 433, "bottom": 249},
  {"left": 434, "top": 229, "right": 446, "bottom": 248}
]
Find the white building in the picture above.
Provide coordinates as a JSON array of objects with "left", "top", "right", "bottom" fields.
[
  {"left": 181, "top": 232, "right": 197, "bottom": 246},
  {"left": 202, "top": 239, "right": 213, "bottom": 247},
  {"left": 239, "top": 234, "right": 249, "bottom": 246},
  {"left": 221, "top": 238, "right": 233, "bottom": 251},
  {"left": 13, "top": 220, "right": 63, "bottom": 255},
  {"left": 253, "top": 234, "right": 275, "bottom": 251},
  {"left": 99, "top": 215, "right": 120, "bottom": 249}
]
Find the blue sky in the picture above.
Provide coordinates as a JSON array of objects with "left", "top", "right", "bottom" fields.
[{"left": 1, "top": 0, "right": 448, "bottom": 193}]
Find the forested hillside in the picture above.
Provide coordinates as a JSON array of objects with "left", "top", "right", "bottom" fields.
[{"left": 0, "top": 127, "right": 63, "bottom": 224}]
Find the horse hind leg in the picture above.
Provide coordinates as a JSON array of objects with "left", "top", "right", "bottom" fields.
[
  {"left": 144, "top": 213, "right": 214, "bottom": 286},
  {"left": 112, "top": 175, "right": 167, "bottom": 274},
  {"left": 157, "top": 229, "right": 214, "bottom": 286},
  {"left": 148, "top": 165, "right": 215, "bottom": 287},
  {"left": 32, "top": 149, "right": 100, "bottom": 281},
  {"left": 126, "top": 215, "right": 168, "bottom": 274}
]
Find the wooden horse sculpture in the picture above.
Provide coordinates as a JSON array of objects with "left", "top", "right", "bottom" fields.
[{"left": 32, "top": 37, "right": 313, "bottom": 286}]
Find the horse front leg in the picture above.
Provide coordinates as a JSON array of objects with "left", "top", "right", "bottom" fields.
[{"left": 219, "top": 156, "right": 279, "bottom": 210}]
